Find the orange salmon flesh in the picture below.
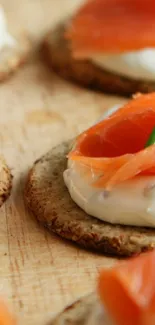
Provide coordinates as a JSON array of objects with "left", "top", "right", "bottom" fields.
[
  {"left": 67, "top": 0, "right": 155, "bottom": 57},
  {"left": 98, "top": 250, "right": 155, "bottom": 325},
  {"left": 69, "top": 93, "right": 155, "bottom": 189}
]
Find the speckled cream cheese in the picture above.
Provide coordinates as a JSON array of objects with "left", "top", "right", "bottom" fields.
[
  {"left": 0, "top": 6, "right": 15, "bottom": 50},
  {"left": 64, "top": 105, "right": 155, "bottom": 227},
  {"left": 91, "top": 49, "right": 155, "bottom": 81}
]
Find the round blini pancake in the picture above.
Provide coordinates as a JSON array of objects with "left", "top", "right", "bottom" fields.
[
  {"left": 24, "top": 140, "right": 155, "bottom": 257},
  {"left": 0, "top": 33, "right": 31, "bottom": 83},
  {"left": 0, "top": 155, "right": 12, "bottom": 207},
  {"left": 49, "top": 293, "right": 100, "bottom": 325},
  {"left": 42, "top": 23, "right": 155, "bottom": 97}
]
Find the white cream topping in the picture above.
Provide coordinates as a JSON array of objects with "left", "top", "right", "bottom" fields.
[
  {"left": 0, "top": 6, "right": 15, "bottom": 50},
  {"left": 64, "top": 105, "right": 155, "bottom": 227},
  {"left": 92, "top": 49, "right": 155, "bottom": 81},
  {"left": 64, "top": 165, "right": 155, "bottom": 227}
]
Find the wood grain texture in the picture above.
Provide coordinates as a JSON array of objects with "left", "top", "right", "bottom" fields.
[{"left": 0, "top": 1, "right": 127, "bottom": 324}]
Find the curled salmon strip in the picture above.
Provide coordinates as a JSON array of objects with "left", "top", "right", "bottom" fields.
[
  {"left": 98, "top": 250, "right": 155, "bottom": 325},
  {"left": 69, "top": 93, "right": 155, "bottom": 189},
  {"left": 66, "top": 0, "right": 155, "bottom": 57}
]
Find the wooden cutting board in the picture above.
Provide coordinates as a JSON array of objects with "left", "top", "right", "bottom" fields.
[{"left": 0, "top": 1, "right": 127, "bottom": 324}]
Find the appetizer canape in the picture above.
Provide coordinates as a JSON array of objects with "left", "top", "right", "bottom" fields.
[
  {"left": 25, "top": 93, "right": 155, "bottom": 256},
  {"left": 43, "top": 0, "right": 155, "bottom": 96}
]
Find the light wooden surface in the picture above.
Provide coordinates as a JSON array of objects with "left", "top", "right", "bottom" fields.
[{"left": 0, "top": 1, "right": 127, "bottom": 324}]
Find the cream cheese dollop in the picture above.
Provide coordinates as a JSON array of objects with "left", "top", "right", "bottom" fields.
[
  {"left": 91, "top": 49, "right": 155, "bottom": 81},
  {"left": 64, "top": 105, "right": 155, "bottom": 227},
  {"left": 0, "top": 6, "right": 15, "bottom": 50}
]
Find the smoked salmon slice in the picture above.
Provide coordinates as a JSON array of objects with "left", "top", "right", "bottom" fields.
[
  {"left": 0, "top": 299, "right": 16, "bottom": 325},
  {"left": 67, "top": 0, "right": 155, "bottom": 57},
  {"left": 98, "top": 250, "right": 155, "bottom": 325},
  {"left": 68, "top": 93, "right": 155, "bottom": 189}
]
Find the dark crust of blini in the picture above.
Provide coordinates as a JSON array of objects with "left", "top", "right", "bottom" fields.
[
  {"left": 0, "top": 156, "right": 12, "bottom": 207},
  {"left": 0, "top": 33, "right": 31, "bottom": 83},
  {"left": 24, "top": 140, "right": 155, "bottom": 257},
  {"left": 49, "top": 293, "right": 99, "bottom": 325},
  {"left": 42, "top": 23, "right": 155, "bottom": 97}
]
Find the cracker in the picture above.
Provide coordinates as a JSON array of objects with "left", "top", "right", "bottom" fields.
[
  {"left": 25, "top": 140, "right": 155, "bottom": 257},
  {"left": 0, "top": 155, "right": 12, "bottom": 207},
  {"left": 50, "top": 293, "right": 99, "bottom": 325},
  {"left": 0, "top": 33, "right": 31, "bottom": 82}
]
